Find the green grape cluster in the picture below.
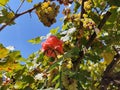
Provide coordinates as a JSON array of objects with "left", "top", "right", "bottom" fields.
[
  {"left": 78, "top": 0, "right": 92, "bottom": 11},
  {"left": 35, "top": 1, "right": 60, "bottom": 27},
  {"left": 57, "top": 0, "right": 73, "bottom": 5},
  {"left": 62, "top": 59, "right": 73, "bottom": 70},
  {"left": 84, "top": 0, "right": 92, "bottom": 11},
  {"left": 62, "top": 75, "right": 78, "bottom": 90},
  {"left": 81, "top": 14, "right": 96, "bottom": 30},
  {"left": 64, "top": 13, "right": 81, "bottom": 26}
]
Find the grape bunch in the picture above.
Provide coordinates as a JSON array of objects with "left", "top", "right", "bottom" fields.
[
  {"left": 84, "top": 0, "right": 92, "bottom": 11},
  {"left": 64, "top": 13, "right": 81, "bottom": 27},
  {"left": 81, "top": 14, "right": 95, "bottom": 30},
  {"left": 57, "top": 0, "right": 73, "bottom": 5},
  {"left": 78, "top": 0, "right": 92, "bottom": 11},
  {"left": 35, "top": 1, "right": 60, "bottom": 27}
]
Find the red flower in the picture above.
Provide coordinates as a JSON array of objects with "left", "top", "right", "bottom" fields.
[{"left": 41, "top": 36, "right": 63, "bottom": 58}]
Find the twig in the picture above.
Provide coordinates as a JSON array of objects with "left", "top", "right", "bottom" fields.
[
  {"left": 91, "top": 0, "right": 100, "bottom": 14},
  {"left": 0, "top": 3, "right": 41, "bottom": 31},
  {"left": 0, "top": 3, "right": 14, "bottom": 12},
  {"left": 16, "top": 0, "right": 25, "bottom": 14},
  {"left": 113, "top": 46, "right": 120, "bottom": 55},
  {"left": 99, "top": 46, "right": 120, "bottom": 90},
  {"left": 86, "top": 11, "right": 111, "bottom": 49},
  {"left": 79, "top": 0, "right": 85, "bottom": 28},
  {"left": 73, "top": 0, "right": 86, "bottom": 70},
  {"left": 99, "top": 3, "right": 109, "bottom": 16},
  {"left": 73, "top": 11, "right": 111, "bottom": 70},
  {"left": 76, "top": 0, "right": 86, "bottom": 48},
  {"left": 100, "top": 52, "right": 120, "bottom": 90}
]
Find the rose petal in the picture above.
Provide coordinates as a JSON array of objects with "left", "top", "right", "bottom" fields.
[{"left": 41, "top": 35, "right": 64, "bottom": 58}]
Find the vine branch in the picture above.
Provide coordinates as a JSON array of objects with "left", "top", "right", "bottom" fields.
[
  {"left": 100, "top": 46, "right": 120, "bottom": 90},
  {"left": 16, "top": 0, "right": 25, "bottom": 14},
  {"left": 0, "top": 3, "right": 41, "bottom": 31},
  {"left": 76, "top": 0, "right": 86, "bottom": 48},
  {"left": 74, "top": 11, "right": 111, "bottom": 70}
]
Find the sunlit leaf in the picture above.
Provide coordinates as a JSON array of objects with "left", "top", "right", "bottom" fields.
[
  {"left": 52, "top": 74, "right": 60, "bottom": 83},
  {"left": 27, "top": 0, "right": 32, "bottom": 3},
  {"left": 55, "top": 82, "right": 60, "bottom": 89},
  {"left": 101, "top": 51, "right": 115, "bottom": 65},
  {"left": 0, "top": 0, "right": 9, "bottom": 6},
  {"left": 14, "top": 81, "right": 25, "bottom": 89},
  {"left": 28, "top": 37, "right": 42, "bottom": 44},
  {"left": 9, "top": 51, "right": 22, "bottom": 60},
  {"left": 50, "top": 27, "right": 59, "bottom": 35},
  {"left": 0, "top": 46, "right": 9, "bottom": 59}
]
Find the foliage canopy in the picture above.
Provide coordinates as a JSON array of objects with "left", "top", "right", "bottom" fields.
[{"left": 0, "top": 0, "right": 120, "bottom": 90}]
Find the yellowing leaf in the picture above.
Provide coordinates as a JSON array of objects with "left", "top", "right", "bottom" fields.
[
  {"left": 0, "top": 48, "right": 9, "bottom": 58},
  {"left": 7, "top": 12, "right": 15, "bottom": 19},
  {"left": 0, "top": 62, "right": 23, "bottom": 73},
  {"left": 101, "top": 51, "right": 115, "bottom": 65},
  {"left": 27, "top": 0, "right": 32, "bottom": 3},
  {"left": 0, "top": 0, "right": 9, "bottom": 6}
]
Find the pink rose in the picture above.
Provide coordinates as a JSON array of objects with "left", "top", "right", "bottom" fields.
[{"left": 41, "top": 36, "right": 63, "bottom": 58}]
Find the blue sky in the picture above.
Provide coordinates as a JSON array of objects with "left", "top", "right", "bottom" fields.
[{"left": 0, "top": 0, "right": 63, "bottom": 58}]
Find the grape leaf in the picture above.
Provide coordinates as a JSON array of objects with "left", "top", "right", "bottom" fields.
[
  {"left": 0, "top": 47, "right": 9, "bottom": 59},
  {"left": 27, "top": 0, "right": 32, "bottom": 3},
  {"left": 50, "top": 27, "right": 59, "bottom": 35},
  {"left": 0, "top": 0, "right": 9, "bottom": 6},
  {"left": 28, "top": 37, "right": 42, "bottom": 44}
]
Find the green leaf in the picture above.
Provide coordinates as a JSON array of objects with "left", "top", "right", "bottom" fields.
[
  {"left": 64, "top": 47, "right": 80, "bottom": 58},
  {"left": 0, "top": 46, "right": 9, "bottom": 59},
  {"left": 52, "top": 74, "right": 60, "bottom": 83},
  {"left": 22, "top": 75, "right": 34, "bottom": 84},
  {"left": 9, "top": 51, "right": 22, "bottom": 60},
  {"left": 55, "top": 82, "right": 60, "bottom": 89},
  {"left": 108, "top": 0, "right": 120, "bottom": 7},
  {"left": 14, "top": 81, "right": 25, "bottom": 89},
  {"left": 75, "top": 70, "right": 90, "bottom": 83},
  {"left": 48, "top": 58, "right": 63, "bottom": 71},
  {"left": 62, "top": 23, "right": 68, "bottom": 30},
  {"left": 23, "top": 86, "right": 33, "bottom": 90},
  {"left": 0, "top": 85, "right": 8, "bottom": 90},
  {"left": 89, "top": 12, "right": 100, "bottom": 24},
  {"left": 50, "top": 27, "right": 59, "bottom": 35},
  {"left": 0, "top": 0, "right": 9, "bottom": 6},
  {"left": 37, "top": 52, "right": 44, "bottom": 63},
  {"left": 28, "top": 37, "right": 42, "bottom": 44},
  {"left": 14, "top": 68, "right": 26, "bottom": 79},
  {"left": 74, "top": 1, "right": 80, "bottom": 13},
  {"left": 0, "top": 9, "right": 15, "bottom": 25}
]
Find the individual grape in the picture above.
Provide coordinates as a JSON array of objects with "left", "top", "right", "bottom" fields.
[
  {"left": 66, "top": 60, "right": 73, "bottom": 69},
  {"left": 35, "top": 1, "right": 60, "bottom": 27},
  {"left": 84, "top": 0, "right": 92, "bottom": 11},
  {"left": 62, "top": 8, "right": 71, "bottom": 16},
  {"left": 81, "top": 16, "right": 95, "bottom": 30},
  {"left": 41, "top": 1, "right": 50, "bottom": 9},
  {"left": 78, "top": 0, "right": 92, "bottom": 11},
  {"left": 64, "top": 13, "right": 81, "bottom": 26},
  {"left": 57, "top": 0, "right": 73, "bottom": 5}
]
